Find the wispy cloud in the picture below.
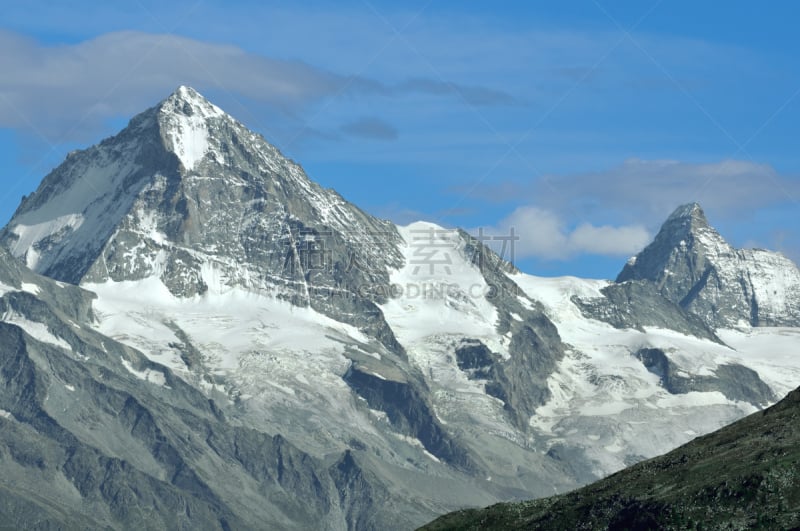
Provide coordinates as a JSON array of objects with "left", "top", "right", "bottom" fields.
[
  {"left": 558, "top": 158, "right": 800, "bottom": 219},
  {"left": 340, "top": 117, "right": 398, "bottom": 141},
  {"left": 0, "top": 29, "right": 515, "bottom": 142},
  {"left": 460, "top": 158, "right": 800, "bottom": 223},
  {"left": 392, "top": 78, "right": 517, "bottom": 106},
  {"left": 458, "top": 158, "right": 800, "bottom": 261},
  {"left": 0, "top": 30, "right": 346, "bottom": 138}
]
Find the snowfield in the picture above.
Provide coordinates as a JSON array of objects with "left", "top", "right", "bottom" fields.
[{"left": 82, "top": 219, "right": 800, "bottom": 480}]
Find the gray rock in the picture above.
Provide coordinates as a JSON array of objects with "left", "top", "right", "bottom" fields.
[
  {"left": 5, "top": 90, "right": 796, "bottom": 531},
  {"left": 573, "top": 280, "right": 722, "bottom": 342},
  {"left": 456, "top": 230, "right": 567, "bottom": 428},
  {"left": 635, "top": 347, "right": 775, "bottom": 406},
  {"left": 343, "top": 365, "right": 475, "bottom": 471},
  {"left": 0, "top": 265, "right": 423, "bottom": 530}
]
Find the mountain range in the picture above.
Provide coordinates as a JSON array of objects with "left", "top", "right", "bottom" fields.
[{"left": 0, "top": 86, "right": 798, "bottom": 529}]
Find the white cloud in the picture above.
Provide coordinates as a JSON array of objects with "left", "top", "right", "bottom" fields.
[
  {"left": 475, "top": 205, "right": 650, "bottom": 260},
  {"left": 569, "top": 223, "right": 651, "bottom": 256},
  {"left": 0, "top": 30, "right": 349, "bottom": 139}
]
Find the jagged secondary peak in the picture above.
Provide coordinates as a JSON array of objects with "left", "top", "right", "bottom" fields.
[
  {"left": 665, "top": 201, "right": 704, "bottom": 222},
  {"left": 617, "top": 202, "right": 730, "bottom": 284},
  {"left": 659, "top": 202, "right": 728, "bottom": 250},
  {"left": 656, "top": 202, "right": 721, "bottom": 244},
  {"left": 617, "top": 202, "right": 800, "bottom": 328}
]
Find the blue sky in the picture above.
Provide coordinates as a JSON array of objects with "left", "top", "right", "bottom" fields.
[{"left": 1, "top": 0, "right": 798, "bottom": 278}]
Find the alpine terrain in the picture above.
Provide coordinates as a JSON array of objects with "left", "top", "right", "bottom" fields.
[
  {"left": 0, "top": 87, "right": 798, "bottom": 529},
  {"left": 422, "top": 384, "right": 800, "bottom": 530}
]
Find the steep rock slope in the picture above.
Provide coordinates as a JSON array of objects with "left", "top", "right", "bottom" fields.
[
  {"left": 0, "top": 88, "right": 580, "bottom": 528},
  {"left": 616, "top": 202, "right": 800, "bottom": 328},
  {"left": 0, "top": 247, "right": 416, "bottom": 530}
]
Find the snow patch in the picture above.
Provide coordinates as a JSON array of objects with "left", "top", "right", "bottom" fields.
[
  {"left": 513, "top": 271, "right": 800, "bottom": 477},
  {"left": 394, "top": 433, "right": 441, "bottom": 463},
  {"left": 0, "top": 283, "right": 13, "bottom": 296},
  {"left": 85, "top": 276, "right": 369, "bottom": 428},
  {"left": 120, "top": 358, "right": 167, "bottom": 387},
  {"left": 21, "top": 283, "right": 41, "bottom": 295},
  {"left": 160, "top": 87, "right": 225, "bottom": 172},
  {"left": 166, "top": 112, "right": 211, "bottom": 171}
]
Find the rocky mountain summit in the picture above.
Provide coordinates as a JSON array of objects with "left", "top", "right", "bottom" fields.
[
  {"left": 0, "top": 88, "right": 577, "bottom": 529},
  {"left": 1, "top": 86, "right": 410, "bottom": 352},
  {"left": 617, "top": 202, "right": 800, "bottom": 328},
  {"left": 1, "top": 88, "right": 799, "bottom": 530}
]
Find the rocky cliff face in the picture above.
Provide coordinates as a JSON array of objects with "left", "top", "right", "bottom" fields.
[{"left": 616, "top": 202, "right": 800, "bottom": 328}]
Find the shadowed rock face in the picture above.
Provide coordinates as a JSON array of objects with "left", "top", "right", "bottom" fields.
[
  {"left": 616, "top": 203, "right": 800, "bottom": 328},
  {"left": 635, "top": 348, "right": 775, "bottom": 406},
  {"left": 343, "top": 365, "right": 474, "bottom": 471},
  {"left": 457, "top": 231, "right": 566, "bottom": 428},
  {"left": 454, "top": 331, "right": 565, "bottom": 431},
  {"left": 572, "top": 280, "right": 721, "bottom": 342}
]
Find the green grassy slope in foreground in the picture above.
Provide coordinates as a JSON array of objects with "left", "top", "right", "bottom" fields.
[{"left": 422, "top": 386, "right": 800, "bottom": 530}]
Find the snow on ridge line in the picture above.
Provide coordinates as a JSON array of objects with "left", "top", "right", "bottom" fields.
[
  {"left": 10, "top": 214, "right": 85, "bottom": 268},
  {"left": 167, "top": 86, "right": 226, "bottom": 119},
  {"left": 159, "top": 86, "right": 228, "bottom": 171},
  {"left": 381, "top": 222, "right": 501, "bottom": 347}
]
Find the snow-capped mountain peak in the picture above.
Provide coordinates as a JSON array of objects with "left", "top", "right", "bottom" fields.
[
  {"left": 1, "top": 87, "right": 404, "bottom": 300},
  {"left": 160, "top": 85, "right": 225, "bottom": 118},
  {"left": 156, "top": 86, "right": 227, "bottom": 171}
]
